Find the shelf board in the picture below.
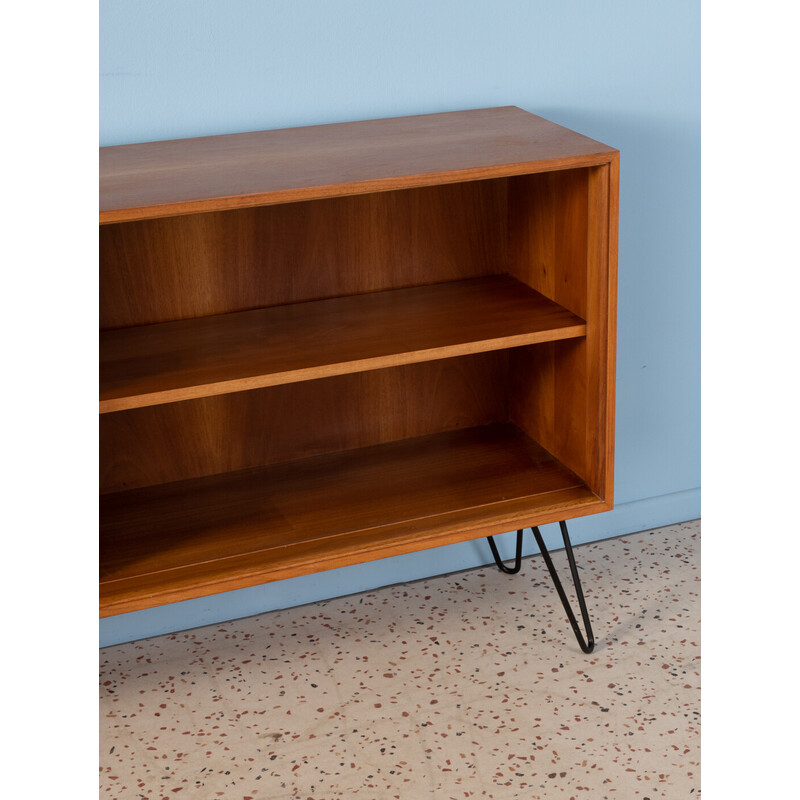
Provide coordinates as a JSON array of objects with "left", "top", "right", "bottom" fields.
[
  {"left": 100, "top": 423, "right": 605, "bottom": 616},
  {"left": 100, "top": 275, "right": 586, "bottom": 413},
  {"left": 100, "top": 106, "right": 618, "bottom": 223}
]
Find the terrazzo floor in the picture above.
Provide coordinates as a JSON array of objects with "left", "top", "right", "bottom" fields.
[{"left": 100, "top": 520, "right": 700, "bottom": 799}]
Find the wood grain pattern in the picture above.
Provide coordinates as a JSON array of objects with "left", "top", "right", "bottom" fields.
[
  {"left": 100, "top": 107, "right": 617, "bottom": 223},
  {"left": 97, "top": 108, "right": 619, "bottom": 617},
  {"left": 100, "top": 353, "right": 509, "bottom": 493},
  {"left": 100, "top": 179, "right": 507, "bottom": 329},
  {"left": 100, "top": 423, "right": 605, "bottom": 616},
  {"left": 100, "top": 276, "right": 586, "bottom": 413},
  {"left": 506, "top": 163, "right": 617, "bottom": 499}
]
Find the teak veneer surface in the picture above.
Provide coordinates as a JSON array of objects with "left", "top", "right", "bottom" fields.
[
  {"left": 99, "top": 106, "right": 616, "bottom": 223},
  {"left": 100, "top": 180, "right": 509, "bottom": 329},
  {"left": 100, "top": 354, "right": 510, "bottom": 494},
  {"left": 100, "top": 275, "right": 586, "bottom": 413},
  {"left": 100, "top": 423, "right": 605, "bottom": 616},
  {"left": 98, "top": 107, "right": 619, "bottom": 618}
]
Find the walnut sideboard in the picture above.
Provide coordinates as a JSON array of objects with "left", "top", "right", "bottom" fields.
[{"left": 99, "top": 107, "right": 618, "bottom": 650}]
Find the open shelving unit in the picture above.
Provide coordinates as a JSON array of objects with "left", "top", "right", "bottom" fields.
[{"left": 100, "top": 106, "right": 619, "bottom": 620}]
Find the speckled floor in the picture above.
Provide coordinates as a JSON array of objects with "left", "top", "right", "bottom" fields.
[{"left": 100, "top": 520, "right": 700, "bottom": 799}]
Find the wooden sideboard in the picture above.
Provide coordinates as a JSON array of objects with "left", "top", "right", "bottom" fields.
[{"left": 99, "top": 106, "right": 619, "bottom": 624}]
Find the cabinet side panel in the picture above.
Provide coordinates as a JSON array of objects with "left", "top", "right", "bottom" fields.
[
  {"left": 507, "top": 169, "right": 588, "bottom": 318},
  {"left": 508, "top": 340, "right": 589, "bottom": 488},
  {"left": 584, "top": 161, "right": 615, "bottom": 502},
  {"left": 508, "top": 165, "right": 615, "bottom": 500},
  {"left": 99, "top": 179, "right": 508, "bottom": 329},
  {"left": 100, "top": 352, "right": 509, "bottom": 493},
  {"left": 603, "top": 156, "right": 619, "bottom": 506}
]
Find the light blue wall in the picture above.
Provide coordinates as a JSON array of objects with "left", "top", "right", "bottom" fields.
[{"left": 100, "top": 0, "right": 700, "bottom": 646}]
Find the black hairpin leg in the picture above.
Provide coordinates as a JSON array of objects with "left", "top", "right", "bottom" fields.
[
  {"left": 531, "top": 522, "right": 595, "bottom": 653},
  {"left": 486, "top": 521, "right": 595, "bottom": 654},
  {"left": 486, "top": 529, "right": 524, "bottom": 573}
]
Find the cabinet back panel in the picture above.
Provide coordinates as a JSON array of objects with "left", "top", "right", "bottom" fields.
[
  {"left": 100, "top": 179, "right": 508, "bottom": 330},
  {"left": 100, "top": 352, "right": 509, "bottom": 493}
]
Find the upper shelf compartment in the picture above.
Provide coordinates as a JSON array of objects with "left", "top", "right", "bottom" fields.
[
  {"left": 99, "top": 275, "right": 586, "bottom": 413},
  {"left": 99, "top": 106, "right": 618, "bottom": 223}
]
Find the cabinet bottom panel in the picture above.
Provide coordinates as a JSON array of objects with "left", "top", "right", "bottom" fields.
[{"left": 100, "top": 422, "right": 607, "bottom": 616}]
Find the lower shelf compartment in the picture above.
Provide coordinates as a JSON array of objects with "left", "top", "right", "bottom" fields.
[{"left": 100, "top": 423, "right": 605, "bottom": 616}]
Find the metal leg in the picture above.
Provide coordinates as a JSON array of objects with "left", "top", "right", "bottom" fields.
[
  {"left": 486, "top": 521, "right": 595, "bottom": 653},
  {"left": 531, "top": 522, "right": 595, "bottom": 654},
  {"left": 486, "top": 529, "right": 524, "bottom": 574}
]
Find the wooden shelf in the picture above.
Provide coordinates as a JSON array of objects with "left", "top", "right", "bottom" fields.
[
  {"left": 100, "top": 423, "right": 604, "bottom": 616},
  {"left": 100, "top": 275, "right": 586, "bottom": 413}
]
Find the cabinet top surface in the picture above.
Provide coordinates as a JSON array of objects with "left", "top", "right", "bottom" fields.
[{"left": 99, "top": 106, "right": 617, "bottom": 223}]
